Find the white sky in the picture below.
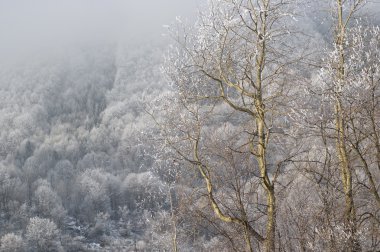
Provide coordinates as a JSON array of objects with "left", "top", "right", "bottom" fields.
[
  {"left": 0, "top": 0, "right": 202, "bottom": 61},
  {"left": 1, "top": 0, "right": 378, "bottom": 64}
]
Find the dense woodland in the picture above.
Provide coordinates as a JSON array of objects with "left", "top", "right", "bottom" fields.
[{"left": 0, "top": 0, "right": 379, "bottom": 251}]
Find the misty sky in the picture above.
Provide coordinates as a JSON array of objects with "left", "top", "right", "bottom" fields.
[
  {"left": 2, "top": 0, "right": 379, "bottom": 64},
  {"left": 0, "top": 0, "right": 201, "bottom": 62}
]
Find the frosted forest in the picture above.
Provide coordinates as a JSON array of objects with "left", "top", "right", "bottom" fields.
[{"left": 0, "top": 0, "right": 379, "bottom": 251}]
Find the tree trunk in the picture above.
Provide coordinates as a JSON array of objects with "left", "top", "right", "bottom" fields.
[{"left": 335, "top": 1, "right": 358, "bottom": 250}]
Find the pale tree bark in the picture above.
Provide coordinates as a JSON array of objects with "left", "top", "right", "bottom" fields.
[
  {"left": 253, "top": 2, "right": 276, "bottom": 248},
  {"left": 333, "top": 0, "right": 365, "bottom": 250},
  {"left": 168, "top": 186, "right": 178, "bottom": 252}
]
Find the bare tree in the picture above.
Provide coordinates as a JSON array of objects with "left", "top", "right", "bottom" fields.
[
  {"left": 333, "top": 3, "right": 364, "bottom": 244},
  {"left": 316, "top": 0, "right": 380, "bottom": 250},
  {"left": 148, "top": 0, "right": 305, "bottom": 251}
]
